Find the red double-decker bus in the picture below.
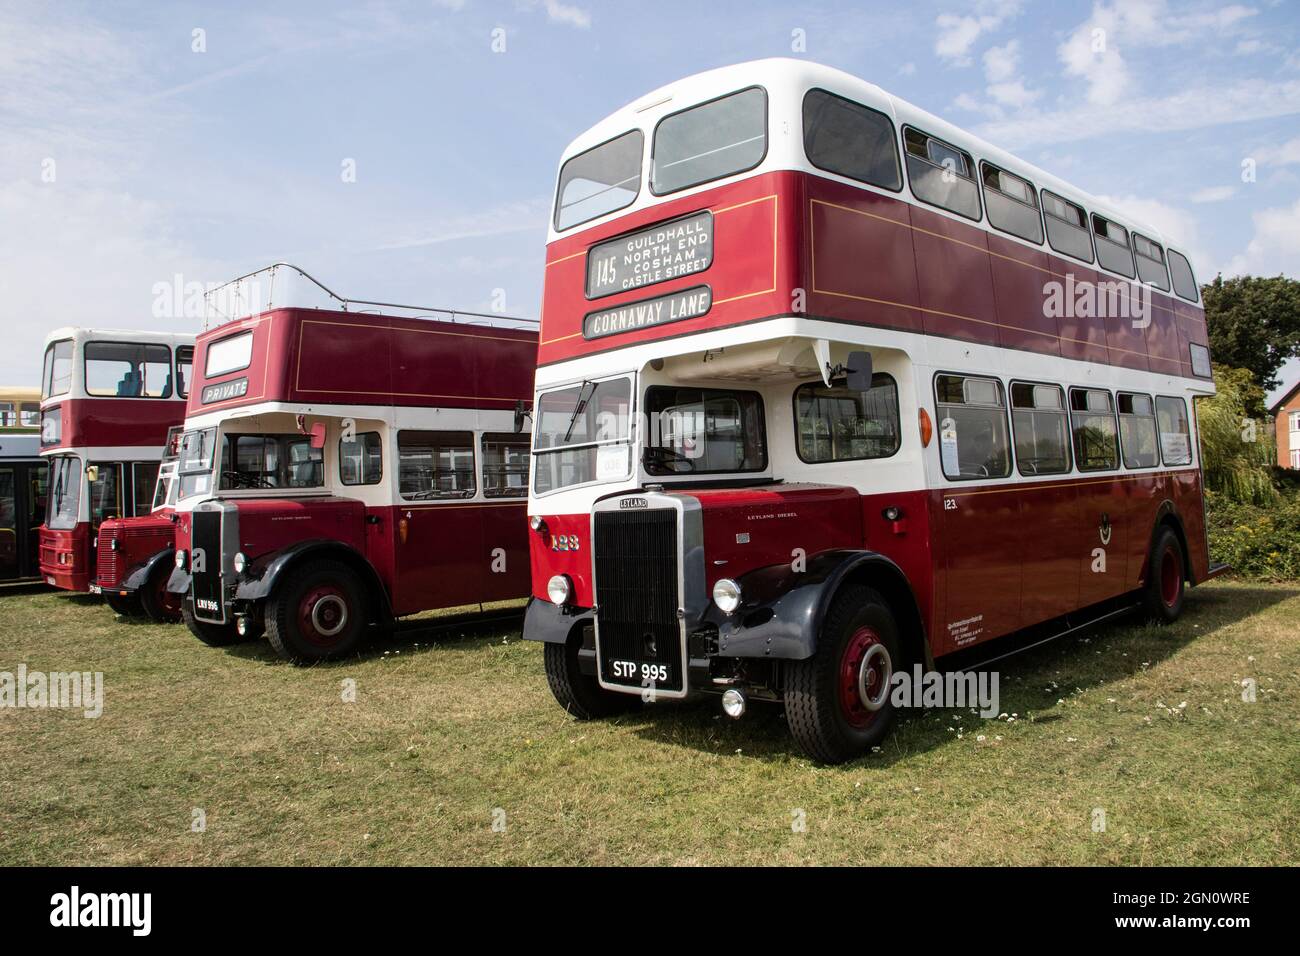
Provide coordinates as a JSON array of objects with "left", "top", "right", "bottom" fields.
[
  {"left": 524, "top": 59, "right": 1223, "bottom": 762},
  {"left": 39, "top": 328, "right": 194, "bottom": 594},
  {"left": 92, "top": 427, "right": 184, "bottom": 621},
  {"left": 165, "top": 264, "right": 538, "bottom": 663}
]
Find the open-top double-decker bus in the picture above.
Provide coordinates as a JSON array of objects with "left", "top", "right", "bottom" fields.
[
  {"left": 92, "top": 426, "right": 184, "bottom": 621},
  {"left": 165, "top": 264, "right": 538, "bottom": 663},
  {"left": 524, "top": 59, "right": 1222, "bottom": 762},
  {"left": 39, "top": 328, "right": 195, "bottom": 593},
  {"left": 0, "top": 387, "right": 46, "bottom": 583}
]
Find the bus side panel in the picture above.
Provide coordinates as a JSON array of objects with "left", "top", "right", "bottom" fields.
[
  {"left": 858, "top": 489, "right": 934, "bottom": 649},
  {"left": 1172, "top": 469, "right": 1210, "bottom": 581},
  {"left": 986, "top": 234, "right": 1060, "bottom": 357},
  {"left": 389, "top": 503, "right": 485, "bottom": 617},
  {"left": 1017, "top": 479, "right": 1082, "bottom": 626},
  {"left": 1050, "top": 258, "right": 1110, "bottom": 366},
  {"left": 1124, "top": 472, "right": 1164, "bottom": 591},
  {"left": 1077, "top": 476, "right": 1129, "bottom": 606},
  {"left": 937, "top": 484, "right": 1022, "bottom": 653},
  {"left": 478, "top": 501, "right": 530, "bottom": 603},
  {"left": 909, "top": 206, "right": 999, "bottom": 348}
]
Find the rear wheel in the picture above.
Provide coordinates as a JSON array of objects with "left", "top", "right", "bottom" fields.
[
  {"left": 139, "top": 563, "right": 183, "bottom": 624},
  {"left": 182, "top": 601, "right": 246, "bottom": 646},
  {"left": 265, "top": 560, "right": 369, "bottom": 664},
  {"left": 785, "top": 585, "right": 901, "bottom": 764},
  {"left": 1143, "top": 526, "right": 1186, "bottom": 624},
  {"left": 104, "top": 591, "right": 140, "bottom": 617},
  {"left": 544, "top": 631, "right": 641, "bottom": 720}
]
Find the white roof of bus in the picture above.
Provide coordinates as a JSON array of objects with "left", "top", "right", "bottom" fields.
[
  {"left": 555, "top": 57, "right": 1187, "bottom": 257},
  {"left": 42, "top": 327, "right": 197, "bottom": 348}
]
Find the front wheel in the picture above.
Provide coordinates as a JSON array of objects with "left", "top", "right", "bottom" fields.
[
  {"left": 104, "top": 591, "right": 141, "bottom": 617},
  {"left": 265, "top": 560, "right": 369, "bottom": 664},
  {"left": 140, "top": 563, "right": 183, "bottom": 624},
  {"left": 544, "top": 632, "right": 642, "bottom": 720},
  {"left": 785, "top": 585, "right": 902, "bottom": 764},
  {"left": 182, "top": 602, "right": 246, "bottom": 646},
  {"left": 1143, "top": 527, "right": 1186, "bottom": 624}
]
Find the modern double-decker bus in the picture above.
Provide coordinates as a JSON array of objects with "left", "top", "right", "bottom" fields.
[
  {"left": 165, "top": 264, "right": 538, "bottom": 663},
  {"left": 524, "top": 59, "right": 1221, "bottom": 762},
  {"left": 39, "top": 328, "right": 195, "bottom": 593},
  {"left": 92, "top": 426, "right": 184, "bottom": 621},
  {"left": 0, "top": 387, "right": 46, "bottom": 583}
]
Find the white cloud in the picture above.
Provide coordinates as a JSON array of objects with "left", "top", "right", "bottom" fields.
[
  {"left": 517, "top": 0, "right": 591, "bottom": 29},
  {"left": 898, "top": 62, "right": 917, "bottom": 76},
  {"left": 1252, "top": 136, "right": 1300, "bottom": 167},
  {"left": 1222, "top": 198, "right": 1300, "bottom": 278},
  {"left": 934, "top": 0, "right": 1023, "bottom": 65},
  {"left": 981, "top": 39, "right": 1040, "bottom": 107},
  {"left": 1190, "top": 185, "right": 1238, "bottom": 203}
]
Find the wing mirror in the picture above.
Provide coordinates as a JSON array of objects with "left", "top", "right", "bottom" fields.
[
  {"left": 844, "top": 350, "right": 874, "bottom": 392},
  {"left": 309, "top": 422, "right": 328, "bottom": 450}
]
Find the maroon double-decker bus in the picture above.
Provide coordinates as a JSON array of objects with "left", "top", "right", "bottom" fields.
[
  {"left": 39, "top": 328, "right": 194, "bottom": 594},
  {"left": 524, "top": 60, "right": 1223, "bottom": 762},
  {"left": 165, "top": 265, "right": 538, "bottom": 663}
]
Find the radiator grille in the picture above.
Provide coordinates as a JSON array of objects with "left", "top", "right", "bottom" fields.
[
  {"left": 593, "top": 509, "right": 683, "bottom": 692},
  {"left": 190, "top": 510, "right": 224, "bottom": 623}
]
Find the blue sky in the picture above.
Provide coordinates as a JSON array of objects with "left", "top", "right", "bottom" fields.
[{"left": 2, "top": 0, "right": 1299, "bottom": 396}]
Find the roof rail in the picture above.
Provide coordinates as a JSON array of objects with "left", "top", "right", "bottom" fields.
[{"left": 202, "top": 262, "right": 538, "bottom": 331}]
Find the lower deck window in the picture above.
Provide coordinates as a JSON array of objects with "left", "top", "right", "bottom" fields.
[
  {"left": 1010, "top": 382, "right": 1070, "bottom": 475},
  {"left": 1070, "top": 388, "right": 1118, "bottom": 471},
  {"left": 398, "top": 431, "right": 475, "bottom": 500},
  {"left": 795, "top": 374, "right": 900, "bottom": 463},
  {"left": 340, "top": 432, "right": 383, "bottom": 486},
  {"left": 220, "top": 434, "right": 324, "bottom": 490},
  {"left": 935, "top": 374, "right": 1011, "bottom": 480},
  {"left": 481, "top": 433, "right": 529, "bottom": 498},
  {"left": 643, "top": 387, "right": 766, "bottom": 476},
  {"left": 1155, "top": 396, "right": 1192, "bottom": 466},
  {"left": 1118, "top": 392, "right": 1159, "bottom": 468}
]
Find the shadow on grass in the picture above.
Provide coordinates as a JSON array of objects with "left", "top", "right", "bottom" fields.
[{"left": 624, "top": 584, "right": 1300, "bottom": 767}]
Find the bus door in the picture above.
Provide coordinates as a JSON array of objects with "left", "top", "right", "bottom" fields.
[
  {"left": 131, "top": 462, "right": 161, "bottom": 517},
  {"left": 1009, "top": 383, "right": 1081, "bottom": 625},
  {"left": 391, "top": 429, "right": 485, "bottom": 615},
  {"left": 477, "top": 432, "right": 531, "bottom": 602},
  {"left": 1, "top": 461, "right": 50, "bottom": 580},
  {"left": 935, "top": 374, "right": 1022, "bottom": 651},
  {"left": 0, "top": 466, "right": 17, "bottom": 579},
  {"left": 1068, "top": 388, "right": 1128, "bottom": 606}
]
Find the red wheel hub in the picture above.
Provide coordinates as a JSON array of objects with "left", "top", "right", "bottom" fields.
[
  {"left": 839, "top": 626, "right": 892, "bottom": 729},
  {"left": 156, "top": 578, "right": 182, "bottom": 620},
  {"left": 298, "top": 584, "right": 349, "bottom": 646},
  {"left": 1160, "top": 544, "right": 1182, "bottom": 608}
]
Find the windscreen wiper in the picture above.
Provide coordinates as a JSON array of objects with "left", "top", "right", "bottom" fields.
[{"left": 562, "top": 380, "right": 597, "bottom": 444}]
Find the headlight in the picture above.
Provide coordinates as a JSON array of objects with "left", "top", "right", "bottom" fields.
[
  {"left": 547, "top": 574, "right": 572, "bottom": 607},
  {"left": 174, "top": 549, "right": 187, "bottom": 570},
  {"left": 233, "top": 552, "right": 247, "bottom": 575},
  {"left": 712, "top": 578, "right": 742, "bottom": 615},
  {"left": 529, "top": 515, "right": 547, "bottom": 533}
]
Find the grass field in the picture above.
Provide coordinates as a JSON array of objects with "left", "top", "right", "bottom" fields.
[{"left": 1, "top": 580, "right": 1297, "bottom": 866}]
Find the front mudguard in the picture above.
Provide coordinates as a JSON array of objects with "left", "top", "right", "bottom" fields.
[
  {"left": 523, "top": 596, "right": 593, "bottom": 644},
  {"left": 704, "top": 549, "right": 928, "bottom": 665},
  {"left": 120, "top": 548, "right": 175, "bottom": 594}
]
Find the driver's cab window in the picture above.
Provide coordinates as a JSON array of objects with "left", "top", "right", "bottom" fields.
[
  {"left": 219, "top": 434, "right": 324, "bottom": 490},
  {"left": 88, "top": 462, "right": 122, "bottom": 528},
  {"left": 935, "top": 374, "right": 1011, "bottom": 481},
  {"left": 643, "top": 387, "right": 766, "bottom": 476}
]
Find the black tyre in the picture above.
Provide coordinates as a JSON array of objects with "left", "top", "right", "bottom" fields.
[
  {"left": 785, "top": 585, "right": 902, "bottom": 764},
  {"left": 139, "top": 563, "right": 183, "bottom": 624},
  {"left": 104, "top": 591, "right": 141, "bottom": 617},
  {"left": 544, "top": 632, "right": 642, "bottom": 720},
  {"left": 1143, "top": 526, "right": 1186, "bottom": 624},
  {"left": 265, "top": 560, "right": 368, "bottom": 664},
  {"left": 182, "top": 601, "right": 246, "bottom": 647}
]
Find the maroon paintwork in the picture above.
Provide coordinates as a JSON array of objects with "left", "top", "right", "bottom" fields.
[
  {"left": 94, "top": 512, "right": 174, "bottom": 594},
  {"left": 190, "top": 307, "right": 537, "bottom": 417},
  {"left": 41, "top": 397, "right": 183, "bottom": 454},
  {"left": 538, "top": 171, "right": 1210, "bottom": 379},
  {"left": 40, "top": 526, "right": 91, "bottom": 592}
]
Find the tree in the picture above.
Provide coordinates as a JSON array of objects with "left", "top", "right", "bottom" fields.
[
  {"left": 1198, "top": 364, "right": 1277, "bottom": 506},
  {"left": 1202, "top": 274, "right": 1300, "bottom": 396}
]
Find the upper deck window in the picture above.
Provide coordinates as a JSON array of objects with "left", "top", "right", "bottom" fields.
[
  {"left": 802, "top": 89, "right": 901, "bottom": 191},
  {"left": 205, "top": 331, "right": 253, "bottom": 378},
  {"left": 1091, "top": 214, "right": 1136, "bottom": 279},
  {"left": 84, "top": 342, "right": 173, "bottom": 398},
  {"left": 1168, "top": 250, "right": 1200, "bottom": 302},
  {"left": 981, "top": 162, "right": 1044, "bottom": 245},
  {"left": 1133, "top": 233, "right": 1170, "bottom": 291},
  {"left": 651, "top": 87, "right": 767, "bottom": 196},
  {"left": 176, "top": 346, "right": 194, "bottom": 398},
  {"left": 903, "top": 127, "right": 981, "bottom": 221},
  {"left": 554, "top": 130, "right": 644, "bottom": 232},
  {"left": 1042, "top": 190, "right": 1095, "bottom": 264},
  {"left": 42, "top": 340, "right": 73, "bottom": 399}
]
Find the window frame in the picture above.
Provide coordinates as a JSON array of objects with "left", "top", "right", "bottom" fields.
[
  {"left": 1041, "top": 189, "right": 1096, "bottom": 264},
  {"left": 339, "top": 431, "right": 383, "bottom": 487},
  {"left": 933, "top": 371, "right": 1013, "bottom": 482},
  {"left": 1132, "top": 232, "right": 1171, "bottom": 291},
  {"left": 979, "top": 161, "right": 1045, "bottom": 246},
  {"left": 83, "top": 340, "right": 174, "bottom": 399},
  {"left": 792, "top": 373, "right": 902, "bottom": 465},
  {"left": 219, "top": 432, "right": 325, "bottom": 491},
  {"left": 1008, "top": 379, "right": 1072, "bottom": 477},
  {"left": 397, "top": 429, "right": 478, "bottom": 501},
  {"left": 204, "top": 330, "right": 254, "bottom": 378},
  {"left": 1290, "top": 411, "right": 1300, "bottom": 432},
  {"left": 902, "top": 126, "right": 983, "bottom": 223},
  {"left": 42, "top": 339, "right": 74, "bottom": 399},
  {"left": 642, "top": 385, "right": 769, "bottom": 477},
  {"left": 175, "top": 345, "right": 195, "bottom": 399},
  {"left": 1168, "top": 249, "right": 1200, "bottom": 302},
  {"left": 1068, "top": 387, "right": 1119, "bottom": 473},
  {"left": 801, "top": 87, "right": 903, "bottom": 194},
  {"left": 553, "top": 128, "right": 645, "bottom": 233},
  {"left": 1117, "top": 391, "right": 1160, "bottom": 470},
  {"left": 1155, "top": 395, "right": 1194, "bottom": 467},
  {"left": 479, "top": 431, "right": 530, "bottom": 498},
  {"left": 650, "top": 85, "right": 769, "bottom": 197},
  {"left": 532, "top": 373, "right": 638, "bottom": 497},
  {"left": 1090, "top": 213, "right": 1137, "bottom": 279}
]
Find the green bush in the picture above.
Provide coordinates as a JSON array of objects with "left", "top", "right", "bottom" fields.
[{"left": 1205, "top": 489, "right": 1300, "bottom": 581}]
